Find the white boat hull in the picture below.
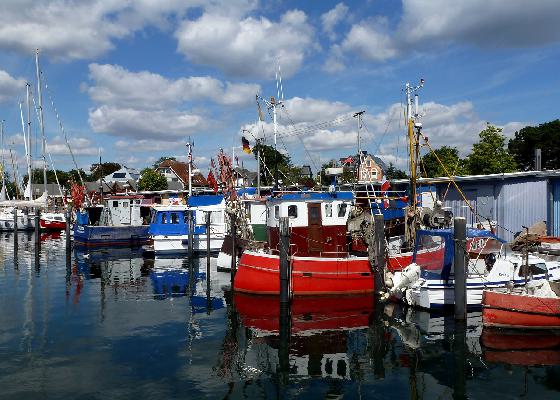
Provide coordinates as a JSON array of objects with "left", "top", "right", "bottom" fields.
[{"left": 152, "top": 234, "right": 225, "bottom": 254}]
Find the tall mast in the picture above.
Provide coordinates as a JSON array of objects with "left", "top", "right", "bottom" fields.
[
  {"left": 0, "top": 120, "right": 5, "bottom": 192},
  {"left": 256, "top": 139, "right": 261, "bottom": 196},
  {"left": 186, "top": 140, "right": 193, "bottom": 197},
  {"left": 26, "top": 83, "right": 33, "bottom": 199},
  {"left": 35, "top": 49, "right": 47, "bottom": 195},
  {"left": 404, "top": 79, "right": 424, "bottom": 245}
]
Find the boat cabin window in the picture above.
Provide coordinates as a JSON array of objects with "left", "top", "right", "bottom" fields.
[
  {"left": 288, "top": 205, "right": 298, "bottom": 218},
  {"left": 123, "top": 201, "right": 129, "bottom": 208},
  {"left": 211, "top": 211, "right": 223, "bottom": 224},
  {"left": 325, "top": 203, "right": 332, "bottom": 217},
  {"left": 337, "top": 203, "right": 348, "bottom": 218},
  {"left": 161, "top": 213, "right": 167, "bottom": 224},
  {"left": 274, "top": 206, "right": 279, "bottom": 219},
  {"left": 113, "top": 201, "right": 118, "bottom": 207},
  {"left": 170, "top": 213, "right": 179, "bottom": 224}
]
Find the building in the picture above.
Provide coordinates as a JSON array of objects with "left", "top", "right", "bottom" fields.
[
  {"left": 339, "top": 152, "right": 387, "bottom": 184},
  {"left": 156, "top": 160, "right": 208, "bottom": 190},
  {"left": 393, "top": 170, "right": 560, "bottom": 241},
  {"left": 103, "top": 166, "right": 140, "bottom": 184}
]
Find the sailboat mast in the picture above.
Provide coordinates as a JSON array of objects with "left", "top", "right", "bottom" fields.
[
  {"left": 186, "top": 141, "right": 193, "bottom": 197},
  {"left": 1, "top": 120, "right": 5, "bottom": 191},
  {"left": 35, "top": 49, "right": 47, "bottom": 195},
  {"left": 26, "top": 83, "right": 33, "bottom": 199}
]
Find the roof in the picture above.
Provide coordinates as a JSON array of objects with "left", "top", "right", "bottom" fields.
[
  {"left": 157, "top": 160, "right": 208, "bottom": 187},
  {"left": 28, "top": 183, "right": 65, "bottom": 197},
  {"left": 392, "top": 169, "right": 560, "bottom": 185},
  {"left": 187, "top": 195, "right": 225, "bottom": 207},
  {"left": 417, "top": 228, "right": 506, "bottom": 243},
  {"left": 269, "top": 191, "right": 354, "bottom": 202}
]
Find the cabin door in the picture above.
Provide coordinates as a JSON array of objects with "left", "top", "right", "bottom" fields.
[{"left": 307, "top": 203, "right": 323, "bottom": 253}]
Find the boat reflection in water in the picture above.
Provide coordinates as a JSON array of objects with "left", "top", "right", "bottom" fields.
[{"left": 481, "top": 328, "right": 560, "bottom": 366}]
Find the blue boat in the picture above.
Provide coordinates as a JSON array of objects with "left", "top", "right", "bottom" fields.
[
  {"left": 74, "top": 195, "right": 152, "bottom": 247},
  {"left": 149, "top": 195, "right": 226, "bottom": 255}
]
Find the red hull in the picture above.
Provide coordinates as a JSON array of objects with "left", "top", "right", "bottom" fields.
[
  {"left": 234, "top": 293, "right": 373, "bottom": 333},
  {"left": 482, "top": 290, "right": 560, "bottom": 329},
  {"left": 40, "top": 219, "right": 66, "bottom": 230},
  {"left": 234, "top": 251, "right": 374, "bottom": 295}
]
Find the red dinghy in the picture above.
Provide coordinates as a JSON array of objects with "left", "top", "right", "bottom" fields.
[{"left": 482, "top": 282, "right": 560, "bottom": 329}]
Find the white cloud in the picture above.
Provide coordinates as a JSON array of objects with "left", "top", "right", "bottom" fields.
[
  {"left": 87, "top": 64, "right": 260, "bottom": 109},
  {"left": 88, "top": 106, "right": 205, "bottom": 139},
  {"left": 282, "top": 97, "right": 354, "bottom": 124},
  {"left": 0, "top": 0, "right": 200, "bottom": 60},
  {"left": 321, "top": 3, "right": 349, "bottom": 41},
  {"left": 114, "top": 139, "right": 184, "bottom": 152},
  {"left": 175, "top": 10, "right": 315, "bottom": 78},
  {"left": 0, "top": 70, "right": 25, "bottom": 102},
  {"left": 46, "top": 136, "right": 98, "bottom": 156},
  {"left": 340, "top": 18, "right": 397, "bottom": 62},
  {"left": 331, "top": 0, "right": 560, "bottom": 65},
  {"left": 399, "top": 0, "right": 560, "bottom": 48}
]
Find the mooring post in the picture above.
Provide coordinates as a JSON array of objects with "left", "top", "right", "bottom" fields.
[
  {"left": 65, "top": 206, "right": 72, "bottom": 251},
  {"left": 188, "top": 209, "right": 194, "bottom": 259},
  {"left": 279, "top": 217, "right": 291, "bottom": 303},
  {"left": 34, "top": 210, "right": 40, "bottom": 246},
  {"left": 205, "top": 211, "right": 211, "bottom": 314},
  {"left": 278, "top": 216, "right": 291, "bottom": 385},
  {"left": 453, "top": 318, "right": 467, "bottom": 399},
  {"left": 373, "top": 214, "right": 385, "bottom": 296},
  {"left": 230, "top": 214, "right": 237, "bottom": 284},
  {"left": 13, "top": 208, "right": 18, "bottom": 253},
  {"left": 454, "top": 217, "right": 467, "bottom": 320}
]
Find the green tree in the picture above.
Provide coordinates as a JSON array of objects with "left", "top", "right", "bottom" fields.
[
  {"left": 138, "top": 168, "right": 168, "bottom": 191},
  {"left": 420, "top": 146, "right": 465, "bottom": 178},
  {"left": 385, "top": 163, "right": 408, "bottom": 179},
  {"left": 464, "top": 124, "right": 517, "bottom": 175},
  {"left": 90, "top": 162, "right": 121, "bottom": 181},
  {"left": 508, "top": 119, "right": 560, "bottom": 171},
  {"left": 152, "top": 156, "right": 177, "bottom": 168},
  {"left": 252, "top": 143, "right": 299, "bottom": 186}
]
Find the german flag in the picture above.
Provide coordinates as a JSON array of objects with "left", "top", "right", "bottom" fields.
[{"left": 242, "top": 136, "right": 251, "bottom": 154}]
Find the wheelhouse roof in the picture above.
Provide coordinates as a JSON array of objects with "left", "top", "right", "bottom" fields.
[
  {"left": 187, "top": 195, "right": 225, "bottom": 207},
  {"left": 268, "top": 191, "right": 354, "bottom": 203}
]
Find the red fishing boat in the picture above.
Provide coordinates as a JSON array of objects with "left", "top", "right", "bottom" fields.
[
  {"left": 233, "top": 192, "right": 375, "bottom": 295},
  {"left": 482, "top": 282, "right": 560, "bottom": 329}
]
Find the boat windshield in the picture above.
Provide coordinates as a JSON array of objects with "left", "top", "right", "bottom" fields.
[{"left": 413, "top": 233, "right": 447, "bottom": 271}]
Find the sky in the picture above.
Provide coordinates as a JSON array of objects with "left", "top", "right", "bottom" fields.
[{"left": 0, "top": 0, "right": 559, "bottom": 179}]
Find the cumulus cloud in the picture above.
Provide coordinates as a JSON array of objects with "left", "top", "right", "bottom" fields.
[
  {"left": 321, "top": 3, "right": 349, "bottom": 41},
  {"left": 46, "top": 136, "right": 98, "bottom": 156},
  {"left": 0, "top": 70, "right": 26, "bottom": 102},
  {"left": 175, "top": 10, "right": 315, "bottom": 78},
  {"left": 328, "top": 0, "right": 560, "bottom": 67},
  {"left": 88, "top": 106, "right": 205, "bottom": 139},
  {"left": 87, "top": 63, "right": 260, "bottom": 109}
]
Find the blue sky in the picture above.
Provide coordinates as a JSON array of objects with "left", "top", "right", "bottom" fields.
[{"left": 0, "top": 0, "right": 559, "bottom": 178}]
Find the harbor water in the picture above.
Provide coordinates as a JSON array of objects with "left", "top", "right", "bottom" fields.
[{"left": 1, "top": 233, "right": 559, "bottom": 399}]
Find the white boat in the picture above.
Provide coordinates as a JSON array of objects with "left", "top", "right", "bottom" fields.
[
  {"left": 149, "top": 195, "right": 226, "bottom": 255},
  {"left": 389, "top": 229, "right": 560, "bottom": 310},
  {"left": 0, "top": 207, "right": 37, "bottom": 231}
]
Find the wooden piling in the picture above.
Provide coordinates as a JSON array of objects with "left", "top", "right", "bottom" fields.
[
  {"left": 279, "top": 217, "right": 290, "bottom": 304},
  {"left": 188, "top": 209, "right": 194, "bottom": 259},
  {"left": 13, "top": 208, "right": 18, "bottom": 234},
  {"left": 34, "top": 211, "right": 40, "bottom": 246},
  {"left": 65, "top": 207, "right": 72, "bottom": 250},
  {"left": 373, "top": 214, "right": 385, "bottom": 296},
  {"left": 454, "top": 217, "right": 467, "bottom": 320},
  {"left": 230, "top": 214, "right": 237, "bottom": 284}
]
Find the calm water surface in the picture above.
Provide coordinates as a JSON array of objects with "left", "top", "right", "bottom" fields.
[{"left": 1, "top": 233, "right": 559, "bottom": 399}]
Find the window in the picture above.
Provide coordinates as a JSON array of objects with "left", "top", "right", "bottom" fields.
[
  {"left": 172, "top": 178, "right": 178, "bottom": 182},
  {"left": 288, "top": 205, "right": 298, "bottom": 218},
  {"left": 123, "top": 201, "right": 129, "bottom": 207},
  {"left": 113, "top": 201, "right": 118, "bottom": 207},
  {"left": 170, "top": 213, "right": 179, "bottom": 224},
  {"left": 112, "top": 173, "right": 126, "bottom": 178},
  {"left": 274, "top": 205, "right": 279, "bottom": 219},
  {"left": 161, "top": 213, "right": 167, "bottom": 224},
  {"left": 325, "top": 203, "right": 332, "bottom": 217},
  {"left": 337, "top": 203, "right": 348, "bottom": 218}
]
